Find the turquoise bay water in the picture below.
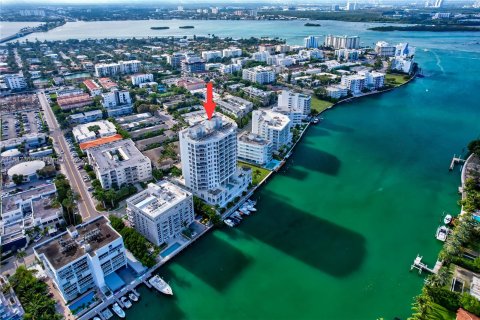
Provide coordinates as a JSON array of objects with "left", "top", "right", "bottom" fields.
[
  {"left": 123, "top": 46, "right": 479, "bottom": 320},
  {"left": 9, "top": 19, "right": 479, "bottom": 319}
]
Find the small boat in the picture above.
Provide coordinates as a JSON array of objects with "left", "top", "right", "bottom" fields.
[
  {"left": 129, "top": 292, "right": 139, "bottom": 302},
  {"left": 231, "top": 217, "right": 241, "bottom": 224},
  {"left": 247, "top": 205, "right": 257, "bottom": 212},
  {"left": 436, "top": 226, "right": 448, "bottom": 242},
  {"left": 149, "top": 275, "right": 173, "bottom": 295},
  {"left": 247, "top": 199, "right": 257, "bottom": 206},
  {"left": 312, "top": 117, "right": 320, "bottom": 124},
  {"left": 233, "top": 212, "right": 243, "bottom": 220},
  {"left": 444, "top": 214, "right": 452, "bottom": 225},
  {"left": 112, "top": 303, "right": 125, "bottom": 318},
  {"left": 224, "top": 219, "right": 235, "bottom": 227},
  {"left": 121, "top": 296, "right": 132, "bottom": 308}
]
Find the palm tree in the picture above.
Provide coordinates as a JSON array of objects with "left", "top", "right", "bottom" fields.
[{"left": 15, "top": 251, "right": 27, "bottom": 267}]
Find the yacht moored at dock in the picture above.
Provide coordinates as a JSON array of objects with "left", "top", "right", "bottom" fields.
[
  {"left": 149, "top": 275, "right": 173, "bottom": 295},
  {"left": 129, "top": 292, "right": 139, "bottom": 302},
  {"left": 112, "top": 303, "right": 125, "bottom": 318},
  {"left": 120, "top": 296, "right": 132, "bottom": 308}
]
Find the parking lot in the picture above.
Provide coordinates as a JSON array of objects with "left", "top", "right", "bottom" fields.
[{"left": 1, "top": 110, "right": 45, "bottom": 140}]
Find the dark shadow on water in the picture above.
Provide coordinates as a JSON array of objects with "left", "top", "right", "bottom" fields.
[
  {"left": 287, "top": 144, "right": 341, "bottom": 176},
  {"left": 169, "top": 234, "right": 252, "bottom": 292},
  {"left": 321, "top": 121, "right": 355, "bottom": 133},
  {"left": 125, "top": 284, "right": 186, "bottom": 319},
  {"left": 241, "top": 191, "right": 366, "bottom": 277},
  {"left": 308, "top": 127, "right": 331, "bottom": 137},
  {"left": 282, "top": 167, "right": 309, "bottom": 181}
]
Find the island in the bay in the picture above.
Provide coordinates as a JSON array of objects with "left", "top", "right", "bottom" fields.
[
  {"left": 305, "top": 22, "right": 321, "bottom": 27},
  {"left": 151, "top": 26, "right": 170, "bottom": 30},
  {"left": 179, "top": 25, "right": 194, "bottom": 29}
]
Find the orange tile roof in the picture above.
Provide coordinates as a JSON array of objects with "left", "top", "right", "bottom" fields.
[
  {"left": 79, "top": 134, "right": 123, "bottom": 150},
  {"left": 457, "top": 308, "right": 480, "bottom": 320}
]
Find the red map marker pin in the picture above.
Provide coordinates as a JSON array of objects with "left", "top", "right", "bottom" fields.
[{"left": 203, "top": 82, "right": 216, "bottom": 120}]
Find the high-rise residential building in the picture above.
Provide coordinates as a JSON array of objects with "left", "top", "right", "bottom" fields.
[
  {"left": 167, "top": 52, "right": 185, "bottom": 69},
  {"left": 242, "top": 66, "right": 276, "bottom": 84},
  {"left": 94, "top": 60, "right": 141, "bottom": 77},
  {"left": 335, "top": 48, "right": 361, "bottom": 61},
  {"left": 358, "top": 70, "right": 385, "bottom": 89},
  {"left": 324, "top": 35, "right": 360, "bottom": 49},
  {"left": 237, "top": 133, "right": 273, "bottom": 165},
  {"left": 278, "top": 90, "right": 311, "bottom": 116},
  {"left": 34, "top": 216, "right": 127, "bottom": 303},
  {"left": 222, "top": 47, "right": 243, "bottom": 58},
  {"left": 375, "top": 41, "right": 397, "bottom": 57},
  {"left": 304, "top": 36, "right": 321, "bottom": 49},
  {"left": 179, "top": 116, "right": 252, "bottom": 206},
  {"left": 201, "top": 50, "right": 223, "bottom": 62},
  {"left": 181, "top": 56, "right": 206, "bottom": 73},
  {"left": 273, "top": 90, "right": 311, "bottom": 125},
  {"left": 4, "top": 74, "right": 27, "bottom": 90},
  {"left": 86, "top": 139, "right": 152, "bottom": 189},
  {"left": 251, "top": 110, "right": 292, "bottom": 152},
  {"left": 341, "top": 74, "right": 366, "bottom": 94},
  {"left": 126, "top": 181, "right": 194, "bottom": 246},
  {"left": 101, "top": 89, "right": 133, "bottom": 117}
]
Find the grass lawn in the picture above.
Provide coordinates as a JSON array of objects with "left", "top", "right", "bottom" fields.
[
  {"left": 238, "top": 161, "right": 270, "bottom": 185},
  {"left": 424, "top": 303, "right": 456, "bottom": 320},
  {"left": 386, "top": 73, "right": 410, "bottom": 86},
  {"left": 311, "top": 96, "right": 334, "bottom": 113}
]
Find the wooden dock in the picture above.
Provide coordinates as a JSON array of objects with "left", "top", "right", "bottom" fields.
[
  {"left": 450, "top": 154, "right": 465, "bottom": 171},
  {"left": 411, "top": 255, "right": 442, "bottom": 274}
]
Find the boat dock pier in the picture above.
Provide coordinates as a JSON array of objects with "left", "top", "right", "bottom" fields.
[
  {"left": 450, "top": 154, "right": 465, "bottom": 171},
  {"left": 411, "top": 255, "right": 443, "bottom": 274}
]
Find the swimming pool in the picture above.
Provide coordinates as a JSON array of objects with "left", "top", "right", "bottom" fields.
[
  {"left": 264, "top": 160, "right": 281, "bottom": 170},
  {"left": 69, "top": 291, "right": 96, "bottom": 314},
  {"left": 474, "top": 215, "right": 480, "bottom": 223},
  {"left": 160, "top": 242, "right": 182, "bottom": 258}
]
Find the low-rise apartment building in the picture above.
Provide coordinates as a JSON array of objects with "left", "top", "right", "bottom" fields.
[
  {"left": 216, "top": 95, "right": 253, "bottom": 118},
  {"left": 237, "top": 133, "right": 273, "bottom": 166},
  {"left": 86, "top": 139, "right": 152, "bottom": 189},
  {"left": 34, "top": 216, "right": 127, "bottom": 302},
  {"left": 126, "top": 181, "right": 194, "bottom": 246}
]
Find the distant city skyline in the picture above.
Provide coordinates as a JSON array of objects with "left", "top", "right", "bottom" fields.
[{"left": 0, "top": 0, "right": 473, "bottom": 5}]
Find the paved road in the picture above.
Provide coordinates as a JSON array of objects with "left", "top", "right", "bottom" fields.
[{"left": 38, "top": 91, "right": 99, "bottom": 220}]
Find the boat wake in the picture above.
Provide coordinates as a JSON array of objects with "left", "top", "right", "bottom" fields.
[{"left": 432, "top": 50, "right": 445, "bottom": 74}]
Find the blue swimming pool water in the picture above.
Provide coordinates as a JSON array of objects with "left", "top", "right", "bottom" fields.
[
  {"left": 69, "top": 291, "right": 95, "bottom": 314},
  {"left": 160, "top": 242, "right": 182, "bottom": 258},
  {"left": 474, "top": 216, "right": 480, "bottom": 223},
  {"left": 265, "top": 160, "right": 281, "bottom": 170}
]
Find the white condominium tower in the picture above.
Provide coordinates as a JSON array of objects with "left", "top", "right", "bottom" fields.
[
  {"left": 126, "top": 181, "right": 194, "bottom": 246},
  {"left": 273, "top": 90, "right": 312, "bottom": 125},
  {"left": 324, "top": 35, "right": 360, "bottom": 49},
  {"left": 252, "top": 110, "right": 292, "bottom": 152},
  {"left": 179, "top": 116, "right": 251, "bottom": 207}
]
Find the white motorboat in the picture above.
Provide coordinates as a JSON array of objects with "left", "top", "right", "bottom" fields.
[
  {"left": 224, "top": 219, "right": 235, "bottom": 227},
  {"left": 247, "top": 205, "right": 257, "bottom": 212},
  {"left": 121, "top": 296, "right": 132, "bottom": 308},
  {"left": 247, "top": 199, "right": 257, "bottom": 206},
  {"left": 240, "top": 207, "right": 250, "bottom": 214},
  {"left": 112, "top": 303, "right": 125, "bottom": 318},
  {"left": 436, "top": 226, "right": 448, "bottom": 242},
  {"left": 444, "top": 214, "right": 452, "bottom": 225},
  {"left": 129, "top": 292, "right": 139, "bottom": 302},
  {"left": 149, "top": 275, "right": 173, "bottom": 295}
]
